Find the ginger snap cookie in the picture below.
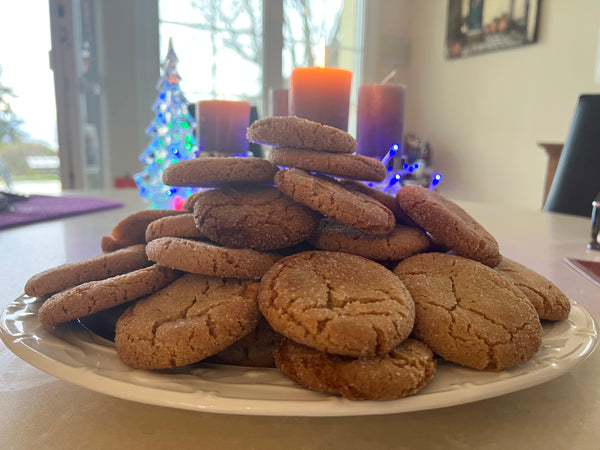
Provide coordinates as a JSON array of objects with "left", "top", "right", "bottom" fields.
[
  {"left": 162, "top": 156, "right": 279, "bottom": 187},
  {"left": 246, "top": 116, "right": 356, "bottom": 153},
  {"left": 146, "top": 237, "right": 282, "bottom": 279},
  {"left": 192, "top": 184, "right": 320, "bottom": 250},
  {"left": 396, "top": 185, "right": 501, "bottom": 267},
  {"left": 115, "top": 273, "right": 261, "bottom": 369},
  {"left": 37, "top": 264, "right": 181, "bottom": 325},
  {"left": 101, "top": 209, "right": 184, "bottom": 252},
  {"left": 393, "top": 252, "right": 542, "bottom": 371},
  {"left": 258, "top": 251, "right": 415, "bottom": 357},
  {"left": 206, "top": 315, "right": 282, "bottom": 368},
  {"left": 24, "top": 244, "right": 150, "bottom": 298},
  {"left": 274, "top": 337, "right": 436, "bottom": 400},
  {"left": 268, "top": 147, "right": 386, "bottom": 182},
  {"left": 494, "top": 256, "right": 571, "bottom": 321},
  {"left": 309, "top": 218, "right": 431, "bottom": 261},
  {"left": 274, "top": 168, "right": 395, "bottom": 236},
  {"left": 145, "top": 213, "right": 204, "bottom": 242}
]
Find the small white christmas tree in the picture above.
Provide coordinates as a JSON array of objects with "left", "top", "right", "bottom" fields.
[{"left": 134, "top": 38, "right": 198, "bottom": 210}]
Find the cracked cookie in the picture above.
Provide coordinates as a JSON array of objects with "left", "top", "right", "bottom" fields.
[
  {"left": 274, "top": 337, "right": 436, "bottom": 400},
  {"left": 258, "top": 251, "right": 416, "bottom": 357},
  {"left": 396, "top": 185, "right": 501, "bottom": 267},
  {"left": 146, "top": 237, "right": 282, "bottom": 279},
  {"left": 393, "top": 252, "right": 542, "bottom": 371},
  {"left": 246, "top": 116, "right": 356, "bottom": 153},
  {"left": 494, "top": 256, "right": 571, "bottom": 321},
  {"left": 145, "top": 213, "right": 204, "bottom": 242},
  {"left": 24, "top": 244, "right": 151, "bottom": 298},
  {"left": 115, "top": 273, "right": 260, "bottom": 369},
  {"left": 162, "top": 156, "right": 279, "bottom": 187},
  {"left": 37, "top": 264, "right": 181, "bottom": 325},
  {"left": 309, "top": 218, "right": 431, "bottom": 261},
  {"left": 192, "top": 184, "right": 320, "bottom": 250},
  {"left": 274, "top": 168, "right": 395, "bottom": 236},
  {"left": 268, "top": 147, "right": 386, "bottom": 182}
]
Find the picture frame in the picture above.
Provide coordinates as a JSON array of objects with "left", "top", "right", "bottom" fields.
[{"left": 445, "top": 0, "right": 541, "bottom": 59}]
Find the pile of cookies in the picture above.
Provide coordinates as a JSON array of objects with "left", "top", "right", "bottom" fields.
[{"left": 24, "top": 116, "right": 571, "bottom": 401}]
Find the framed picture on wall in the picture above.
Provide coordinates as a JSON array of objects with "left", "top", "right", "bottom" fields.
[{"left": 445, "top": 0, "right": 541, "bottom": 59}]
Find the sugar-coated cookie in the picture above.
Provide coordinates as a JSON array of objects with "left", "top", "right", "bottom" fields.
[
  {"left": 145, "top": 213, "right": 204, "bottom": 242},
  {"left": 37, "top": 264, "right": 181, "bottom": 325},
  {"left": 247, "top": 116, "right": 356, "bottom": 153},
  {"left": 259, "top": 251, "right": 415, "bottom": 357},
  {"left": 274, "top": 168, "right": 395, "bottom": 236},
  {"left": 192, "top": 184, "right": 320, "bottom": 250},
  {"left": 115, "top": 273, "right": 260, "bottom": 369},
  {"left": 396, "top": 185, "right": 501, "bottom": 267},
  {"left": 24, "top": 244, "right": 150, "bottom": 297},
  {"left": 274, "top": 337, "right": 436, "bottom": 400},
  {"left": 394, "top": 252, "right": 542, "bottom": 371},
  {"left": 309, "top": 218, "right": 431, "bottom": 261},
  {"left": 162, "top": 156, "right": 279, "bottom": 187},
  {"left": 494, "top": 256, "right": 571, "bottom": 321},
  {"left": 101, "top": 209, "right": 184, "bottom": 252},
  {"left": 268, "top": 147, "right": 386, "bottom": 182},
  {"left": 146, "top": 237, "right": 282, "bottom": 279}
]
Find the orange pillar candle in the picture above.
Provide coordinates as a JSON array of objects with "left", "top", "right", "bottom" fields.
[
  {"left": 356, "top": 84, "right": 406, "bottom": 159},
  {"left": 289, "top": 67, "right": 352, "bottom": 131},
  {"left": 196, "top": 100, "right": 251, "bottom": 155}
]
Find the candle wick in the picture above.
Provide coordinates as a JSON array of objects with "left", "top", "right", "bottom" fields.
[{"left": 380, "top": 70, "right": 397, "bottom": 85}]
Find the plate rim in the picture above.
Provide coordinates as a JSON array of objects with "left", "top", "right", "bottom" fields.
[{"left": 1, "top": 294, "right": 598, "bottom": 416}]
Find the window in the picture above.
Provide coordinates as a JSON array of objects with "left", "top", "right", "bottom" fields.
[{"left": 158, "top": 0, "right": 364, "bottom": 131}]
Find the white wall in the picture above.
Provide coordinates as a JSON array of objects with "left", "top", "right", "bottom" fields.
[{"left": 367, "top": 0, "right": 600, "bottom": 210}]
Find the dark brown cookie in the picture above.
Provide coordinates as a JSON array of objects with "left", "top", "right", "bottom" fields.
[
  {"left": 145, "top": 213, "right": 204, "bottom": 242},
  {"left": 101, "top": 209, "right": 184, "bottom": 252},
  {"left": 24, "top": 244, "right": 150, "bottom": 297},
  {"left": 274, "top": 168, "right": 395, "bottom": 236},
  {"left": 309, "top": 218, "right": 431, "bottom": 261},
  {"left": 394, "top": 252, "right": 542, "bottom": 371},
  {"left": 274, "top": 337, "right": 436, "bottom": 400},
  {"left": 396, "top": 185, "right": 501, "bottom": 267},
  {"left": 246, "top": 116, "right": 356, "bottom": 153},
  {"left": 268, "top": 147, "right": 386, "bottom": 182},
  {"left": 494, "top": 256, "right": 571, "bottom": 321},
  {"left": 145, "top": 237, "right": 282, "bottom": 279},
  {"left": 162, "top": 157, "right": 279, "bottom": 187},
  {"left": 37, "top": 264, "right": 181, "bottom": 325},
  {"left": 258, "top": 251, "right": 415, "bottom": 357},
  {"left": 115, "top": 273, "right": 260, "bottom": 369},
  {"left": 192, "top": 184, "right": 320, "bottom": 250}
]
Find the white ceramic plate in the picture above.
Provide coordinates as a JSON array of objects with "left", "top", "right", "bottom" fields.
[{"left": 0, "top": 295, "right": 597, "bottom": 416}]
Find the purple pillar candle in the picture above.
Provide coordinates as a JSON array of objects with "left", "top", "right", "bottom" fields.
[
  {"left": 356, "top": 84, "right": 406, "bottom": 159},
  {"left": 269, "top": 88, "right": 289, "bottom": 117},
  {"left": 196, "top": 100, "right": 250, "bottom": 155}
]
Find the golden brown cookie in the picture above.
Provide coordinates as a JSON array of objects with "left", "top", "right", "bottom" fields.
[
  {"left": 246, "top": 116, "right": 356, "bottom": 153},
  {"left": 37, "top": 264, "right": 181, "bottom": 325},
  {"left": 274, "top": 337, "right": 436, "bottom": 401},
  {"left": 162, "top": 156, "right": 279, "bottom": 187},
  {"left": 268, "top": 147, "right": 386, "bottom": 182},
  {"left": 309, "top": 218, "right": 431, "bottom": 261},
  {"left": 146, "top": 237, "right": 282, "bottom": 279},
  {"left": 396, "top": 185, "right": 501, "bottom": 267},
  {"left": 258, "top": 251, "right": 415, "bottom": 357},
  {"left": 494, "top": 256, "right": 571, "bottom": 321},
  {"left": 145, "top": 213, "right": 204, "bottom": 242},
  {"left": 393, "top": 252, "right": 542, "bottom": 371},
  {"left": 274, "top": 168, "right": 395, "bottom": 236},
  {"left": 24, "top": 244, "right": 150, "bottom": 297},
  {"left": 115, "top": 273, "right": 260, "bottom": 369},
  {"left": 192, "top": 184, "right": 320, "bottom": 250},
  {"left": 101, "top": 209, "right": 184, "bottom": 252},
  {"left": 206, "top": 315, "right": 282, "bottom": 368}
]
